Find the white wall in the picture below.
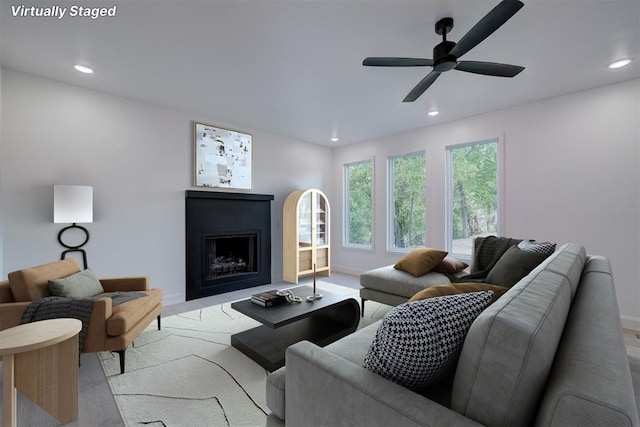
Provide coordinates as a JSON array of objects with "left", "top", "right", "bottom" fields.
[
  {"left": 2, "top": 69, "right": 638, "bottom": 325},
  {"left": 0, "top": 65, "right": 3, "bottom": 277},
  {"left": 332, "top": 79, "right": 640, "bottom": 326},
  {"left": 0, "top": 69, "right": 333, "bottom": 304}
]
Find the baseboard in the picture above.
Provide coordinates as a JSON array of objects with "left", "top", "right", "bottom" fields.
[
  {"left": 163, "top": 292, "right": 185, "bottom": 306},
  {"left": 621, "top": 314, "right": 640, "bottom": 332},
  {"left": 332, "top": 264, "right": 365, "bottom": 276}
]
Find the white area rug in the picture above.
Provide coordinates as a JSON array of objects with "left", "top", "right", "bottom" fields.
[{"left": 99, "top": 282, "right": 390, "bottom": 427}]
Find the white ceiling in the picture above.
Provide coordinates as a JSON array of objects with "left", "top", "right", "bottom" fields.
[{"left": 1, "top": 0, "right": 639, "bottom": 146}]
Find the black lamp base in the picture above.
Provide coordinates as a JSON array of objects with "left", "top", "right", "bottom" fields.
[{"left": 58, "top": 223, "right": 89, "bottom": 269}]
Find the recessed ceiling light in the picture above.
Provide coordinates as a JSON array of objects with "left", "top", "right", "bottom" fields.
[
  {"left": 608, "top": 58, "right": 632, "bottom": 69},
  {"left": 74, "top": 64, "right": 94, "bottom": 74},
  {"left": 428, "top": 110, "right": 440, "bottom": 116},
  {"left": 331, "top": 137, "right": 339, "bottom": 142}
]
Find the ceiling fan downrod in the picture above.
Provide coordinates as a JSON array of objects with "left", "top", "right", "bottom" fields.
[{"left": 434, "top": 18, "right": 457, "bottom": 72}]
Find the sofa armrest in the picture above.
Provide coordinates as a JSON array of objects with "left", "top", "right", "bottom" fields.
[
  {"left": 284, "top": 341, "right": 482, "bottom": 427},
  {"left": 0, "top": 302, "right": 30, "bottom": 330},
  {"left": 99, "top": 276, "right": 149, "bottom": 292}
]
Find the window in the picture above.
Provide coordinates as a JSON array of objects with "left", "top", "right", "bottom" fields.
[
  {"left": 388, "top": 151, "right": 426, "bottom": 252},
  {"left": 344, "top": 159, "right": 373, "bottom": 248},
  {"left": 446, "top": 139, "right": 501, "bottom": 258}
]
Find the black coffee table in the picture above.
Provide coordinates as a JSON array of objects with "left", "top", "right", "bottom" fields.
[{"left": 230, "top": 286, "right": 360, "bottom": 371}]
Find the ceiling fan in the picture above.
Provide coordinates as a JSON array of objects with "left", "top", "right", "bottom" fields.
[{"left": 363, "top": 0, "right": 525, "bottom": 102}]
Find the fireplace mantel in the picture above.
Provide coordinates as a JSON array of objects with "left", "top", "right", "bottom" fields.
[
  {"left": 185, "top": 190, "right": 274, "bottom": 300},
  {"left": 185, "top": 190, "right": 275, "bottom": 202}
]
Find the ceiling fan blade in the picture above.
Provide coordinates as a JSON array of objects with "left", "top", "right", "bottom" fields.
[
  {"left": 450, "top": 0, "right": 524, "bottom": 59},
  {"left": 455, "top": 61, "right": 524, "bottom": 77},
  {"left": 403, "top": 71, "right": 441, "bottom": 102},
  {"left": 363, "top": 57, "right": 435, "bottom": 67}
]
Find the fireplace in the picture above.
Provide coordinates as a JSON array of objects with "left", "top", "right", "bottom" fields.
[
  {"left": 186, "top": 191, "right": 274, "bottom": 300},
  {"left": 205, "top": 233, "right": 256, "bottom": 279}
]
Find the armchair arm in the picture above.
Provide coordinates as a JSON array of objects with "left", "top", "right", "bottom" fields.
[
  {"left": 284, "top": 341, "right": 482, "bottom": 427},
  {"left": 0, "top": 302, "right": 30, "bottom": 330},
  {"left": 82, "top": 297, "right": 113, "bottom": 353},
  {"left": 99, "top": 276, "right": 149, "bottom": 292}
]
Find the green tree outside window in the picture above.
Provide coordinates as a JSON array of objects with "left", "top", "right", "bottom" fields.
[
  {"left": 449, "top": 140, "right": 498, "bottom": 255},
  {"left": 345, "top": 160, "right": 373, "bottom": 247},
  {"left": 390, "top": 152, "right": 426, "bottom": 250}
]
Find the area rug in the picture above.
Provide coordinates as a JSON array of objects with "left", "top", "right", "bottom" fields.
[{"left": 99, "top": 282, "right": 390, "bottom": 427}]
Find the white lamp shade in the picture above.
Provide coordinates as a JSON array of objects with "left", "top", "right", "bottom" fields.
[{"left": 54, "top": 185, "right": 93, "bottom": 223}]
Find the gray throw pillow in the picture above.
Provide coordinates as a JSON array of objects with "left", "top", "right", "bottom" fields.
[
  {"left": 363, "top": 291, "right": 493, "bottom": 391},
  {"left": 485, "top": 245, "right": 551, "bottom": 287},
  {"left": 49, "top": 268, "right": 104, "bottom": 297}
]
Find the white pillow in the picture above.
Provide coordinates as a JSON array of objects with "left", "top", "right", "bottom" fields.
[{"left": 363, "top": 291, "right": 493, "bottom": 390}]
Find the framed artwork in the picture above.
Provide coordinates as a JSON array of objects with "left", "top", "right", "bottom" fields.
[{"left": 194, "top": 122, "right": 252, "bottom": 189}]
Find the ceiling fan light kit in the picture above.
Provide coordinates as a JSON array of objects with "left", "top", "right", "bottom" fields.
[{"left": 363, "top": 0, "right": 525, "bottom": 102}]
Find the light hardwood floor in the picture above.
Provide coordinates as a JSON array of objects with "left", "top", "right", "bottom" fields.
[{"left": 1, "top": 273, "right": 638, "bottom": 426}]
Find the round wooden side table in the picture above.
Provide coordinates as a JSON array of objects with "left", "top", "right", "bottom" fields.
[{"left": 0, "top": 318, "right": 82, "bottom": 427}]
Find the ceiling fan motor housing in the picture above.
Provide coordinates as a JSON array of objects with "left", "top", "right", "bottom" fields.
[{"left": 433, "top": 41, "right": 457, "bottom": 71}]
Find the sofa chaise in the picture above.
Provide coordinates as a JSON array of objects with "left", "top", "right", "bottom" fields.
[
  {"left": 0, "top": 258, "right": 163, "bottom": 373},
  {"left": 265, "top": 243, "right": 640, "bottom": 426}
]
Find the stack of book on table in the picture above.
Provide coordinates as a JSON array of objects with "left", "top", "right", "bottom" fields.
[{"left": 251, "top": 290, "right": 287, "bottom": 307}]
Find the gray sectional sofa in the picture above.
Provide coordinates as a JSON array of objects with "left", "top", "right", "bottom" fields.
[{"left": 265, "top": 243, "right": 639, "bottom": 426}]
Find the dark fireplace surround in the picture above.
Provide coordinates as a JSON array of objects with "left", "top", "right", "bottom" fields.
[{"left": 186, "top": 191, "right": 274, "bottom": 300}]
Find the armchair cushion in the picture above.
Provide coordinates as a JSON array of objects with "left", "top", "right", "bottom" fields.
[
  {"left": 49, "top": 268, "right": 104, "bottom": 298},
  {"left": 105, "top": 288, "right": 163, "bottom": 336}
]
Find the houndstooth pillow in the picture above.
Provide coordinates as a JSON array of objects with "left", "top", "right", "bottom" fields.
[
  {"left": 517, "top": 240, "right": 556, "bottom": 255},
  {"left": 363, "top": 291, "right": 493, "bottom": 391}
]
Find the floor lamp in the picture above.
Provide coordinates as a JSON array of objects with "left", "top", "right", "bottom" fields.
[{"left": 54, "top": 185, "right": 93, "bottom": 269}]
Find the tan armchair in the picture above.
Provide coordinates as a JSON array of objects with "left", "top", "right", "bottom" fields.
[{"left": 0, "top": 258, "right": 163, "bottom": 374}]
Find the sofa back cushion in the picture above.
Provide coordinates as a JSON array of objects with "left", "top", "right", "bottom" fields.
[
  {"left": 535, "top": 256, "right": 640, "bottom": 427},
  {"left": 451, "top": 243, "right": 586, "bottom": 426},
  {"left": 8, "top": 258, "right": 81, "bottom": 302}
]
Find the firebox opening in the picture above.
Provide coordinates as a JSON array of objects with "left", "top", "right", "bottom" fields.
[{"left": 205, "top": 234, "right": 257, "bottom": 281}]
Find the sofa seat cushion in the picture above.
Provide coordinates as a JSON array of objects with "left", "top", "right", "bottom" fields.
[
  {"left": 360, "top": 265, "right": 452, "bottom": 299},
  {"left": 266, "top": 320, "right": 383, "bottom": 421},
  {"left": 8, "top": 259, "right": 81, "bottom": 302},
  {"left": 325, "top": 320, "right": 381, "bottom": 365},
  {"left": 105, "top": 288, "right": 163, "bottom": 336}
]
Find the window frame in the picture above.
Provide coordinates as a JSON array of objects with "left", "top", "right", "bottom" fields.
[
  {"left": 342, "top": 158, "right": 374, "bottom": 250},
  {"left": 386, "top": 150, "right": 427, "bottom": 254},
  {"left": 445, "top": 137, "right": 504, "bottom": 260}
]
